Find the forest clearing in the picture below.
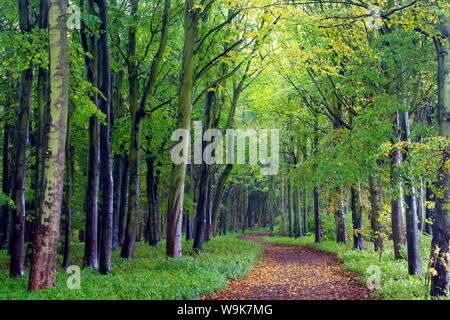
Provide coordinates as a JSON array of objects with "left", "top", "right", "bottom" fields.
[{"left": 0, "top": 0, "right": 450, "bottom": 304}]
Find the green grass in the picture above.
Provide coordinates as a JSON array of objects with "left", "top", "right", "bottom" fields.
[
  {"left": 0, "top": 234, "right": 262, "bottom": 300},
  {"left": 263, "top": 234, "right": 433, "bottom": 300}
]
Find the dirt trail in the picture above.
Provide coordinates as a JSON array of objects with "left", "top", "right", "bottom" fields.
[{"left": 204, "top": 234, "right": 371, "bottom": 300}]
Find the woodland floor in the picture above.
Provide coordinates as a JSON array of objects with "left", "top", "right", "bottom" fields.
[{"left": 204, "top": 234, "right": 371, "bottom": 300}]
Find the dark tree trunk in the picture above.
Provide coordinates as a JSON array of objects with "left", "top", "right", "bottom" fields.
[
  {"left": 430, "top": 35, "right": 450, "bottom": 296},
  {"left": 303, "top": 189, "right": 308, "bottom": 234},
  {"left": 205, "top": 179, "right": 213, "bottom": 242},
  {"left": 193, "top": 163, "right": 210, "bottom": 251},
  {"left": 211, "top": 164, "right": 233, "bottom": 234},
  {"left": 351, "top": 183, "right": 364, "bottom": 250},
  {"left": 335, "top": 187, "right": 347, "bottom": 243},
  {"left": 97, "top": 0, "right": 114, "bottom": 275},
  {"left": 368, "top": 176, "right": 383, "bottom": 252},
  {"left": 11, "top": 0, "right": 33, "bottom": 278},
  {"left": 34, "top": 0, "right": 49, "bottom": 240},
  {"left": 314, "top": 187, "right": 321, "bottom": 243},
  {"left": 118, "top": 156, "right": 129, "bottom": 246},
  {"left": 186, "top": 213, "right": 192, "bottom": 241},
  {"left": 83, "top": 116, "right": 99, "bottom": 269},
  {"left": 146, "top": 157, "right": 160, "bottom": 246},
  {"left": 112, "top": 152, "right": 125, "bottom": 251},
  {"left": 288, "top": 182, "right": 294, "bottom": 238},
  {"left": 81, "top": 0, "right": 99, "bottom": 269},
  {"left": 0, "top": 123, "right": 11, "bottom": 249},
  {"left": 62, "top": 144, "right": 74, "bottom": 269},
  {"left": 247, "top": 195, "right": 254, "bottom": 230}
]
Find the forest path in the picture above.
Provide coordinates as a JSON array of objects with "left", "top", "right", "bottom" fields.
[{"left": 204, "top": 234, "right": 371, "bottom": 300}]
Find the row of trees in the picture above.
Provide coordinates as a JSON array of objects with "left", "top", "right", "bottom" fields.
[
  {"left": 0, "top": 0, "right": 449, "bottom": 299},
  {"left": 0, "top": 0, "right": 274, "bottom": 291},
  {"left": 251, "top": 0, "right": 450, "bottom": 297}
]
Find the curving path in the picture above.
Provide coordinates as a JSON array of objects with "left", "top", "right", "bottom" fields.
[{"left": 204, "top": 234, "right": 371, "bottom": 300}]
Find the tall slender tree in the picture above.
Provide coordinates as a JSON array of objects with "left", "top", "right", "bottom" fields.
[{"left": 10, "top": 0, "right": 33, "bottom": 279}]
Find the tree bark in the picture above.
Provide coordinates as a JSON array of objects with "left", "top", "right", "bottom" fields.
[
  {"left": 288, "top": 181, "right": 294, "bottom": 238},
  {"left": 11, "top": 0, "right": 33, "bottom": 279},
  {"left": 0, "top": 123, "right": 11, "bottom": 249},
  {"left": 146, "top": 156, "right": 160, "bottom": 246},
  {"left": 112, "top": 152, "right": 125, "bottom": 251},
  {"left": 118, "top": 156, "right": 129, "bottom": 246},
  {"left": 390, "top": 110, "right": 406, "bottom": 259},
  {"left": 62, "top": 142, "right": 73, "bottom": 269},
  {"left": 96, "top": 0, "right": 114, "bottom": 275},
  {"left": 166, "top": 0, "right": 198, "bottom": 258},
  {"left": 81, "top": 0, "right": 100, "bottom": 269},
  {"left": 351, "top": 183, "right": 364, "bottom": 250},
  {"left": 335, "top": 186, "right": 347, "bottom": 243},
  {"left": 430, "top": 31, "right": 450, "bottom": 295},
  {"left": 28, "top": 0, "right": 69, "bottom": 290},
  {"left": 368, "top": 176, "right": 383, "bottom": 252},
  {"left": 400, "top": 110, "right": 421, "bottom": 275}
]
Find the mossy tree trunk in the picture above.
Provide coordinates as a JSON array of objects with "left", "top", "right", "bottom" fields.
[
  {"left": 28, "top": 0, "right": 69, "bottom": 291},
  {"left": 166, "top": 0, "right": 198, "bottom": 258}
]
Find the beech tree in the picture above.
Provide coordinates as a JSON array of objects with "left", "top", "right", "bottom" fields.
[{"left": 28, "top": 0, "right": 69, "bottom": 291}]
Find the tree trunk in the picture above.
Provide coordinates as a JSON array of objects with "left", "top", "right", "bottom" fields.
[
  {"left": 211, "top": 164, "right": 233, "bottom": 234},
  {"left": 62, "top": 142, "right": 73, "bottom": 269},
  {"left": 430, "top": 33, "right": 450, "bottom": 296},
  {"left": 11, "top": 0, "right": 33, "bottom": 278},
  {"left": 368, "top": 176, "right": 383, "bottom": 252},
  {"left": 166, "top": 0, "right": 197, "bottom": 258},
  {"left": 351, "top": 183, "right": 364, "bottom": 250},
  {"left": 0, "top": 123, "right": 11, "bottom": 249},
  {"left": 335, "top": 187, "right": 347, "bottom": 243},
  {"left": 425, "top": 187, "right": 434, "bottom": 236},
  {"left": 34, "top": 0, "right": 50, "bottom": 233},
  {"left": 28, "top": 0, "right": 69, "bottom": 290},
  {"left": 120, "top": 0, "right": 140, "bottom": 259},
  {"left": 303, "top": 189, "right": 308, "bottom": 234},
  {"left": 314, "top": 187, "right": 321, "bottom": 243},
  {"left": 112, "top": 152, "right": 124, "bottom": 251},
  {"left": 146, "top": 157, "right": 160, "bottom": 246},
  {"left": 296, "top": 189, "right": 303, "bottom": 238},
  {"left": 390, "top": 110, "right": 406, "bottom": 259},
  {"left": 280, "top": 174, "right": 285, "bottom": 236},
  {"left": 81, "top": 0, "right": 99, "bottom": 269},
  {"left": 118, "top": 156, "right": 129, "bottom": 246},
  {"left": 288, "top": 182, "right": 294, "bottom": 238},
  {"left": 97, "top": 0, "right": 114, "bottom": 275},
  {"left": 418, "top": 179, "right": 426, "bottom": 233}
]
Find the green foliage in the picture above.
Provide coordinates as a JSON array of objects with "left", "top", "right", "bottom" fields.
[{"left": 0, "top": 235, "right": 262, "bottom": 300}]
